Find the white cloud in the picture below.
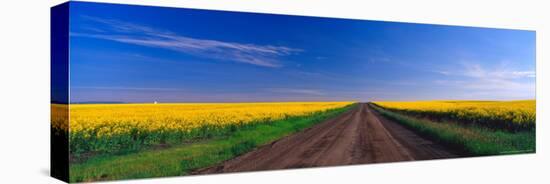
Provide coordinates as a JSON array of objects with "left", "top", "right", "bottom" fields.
[
  {"left": 72, "top": 86, "right": 185, "bottom": 91},
  {"left": 511, "top": 71, "right": 536, "bottom": 78},
  {"left": 265, "top": 88, "right": 324, "bottom": 96},
  {"left": 462, "top": 63, "right": 535, "bottom": 79},
  {"left": 433, "top": 62, "right": 535, "bottom": 100},
  {"left": 437, "top": 63, "right": 535, "bottom": 80},
  {"left": 434, "top": 71, "right": 451, "bottom": 76},
  {"left": 71, "top": 16, "right": 302, "bottom": 68}
]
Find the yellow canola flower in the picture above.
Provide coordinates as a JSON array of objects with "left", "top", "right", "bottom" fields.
[
  {"left": 373, "top": 100, "right": 535, "bottom": 130},
  {"left": 51, "top": 104, "right": 68, "bottom": 132},
  {"left": 67, "top": 102, "right": 354, "bottom": 138}
]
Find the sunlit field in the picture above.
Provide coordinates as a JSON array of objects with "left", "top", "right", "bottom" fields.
[
  {"left": 373, "top": 100, "right": 535, "bottom": 132},
  {"left": 66, "top": 102, "right": 354, "bottom": 155},
  {"left": 51, "top": 104, "right": 68, "bottom": 133},
  {"left": 371, "top": 100, "right": 536, "bottom": 156},
  {"left": 66, "top": 102, "right": 356, "bottom": 182}
]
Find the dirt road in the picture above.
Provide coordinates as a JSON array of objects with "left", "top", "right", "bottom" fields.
[{"left": 196, "top": 103, "right": 459, "bottom": 174}]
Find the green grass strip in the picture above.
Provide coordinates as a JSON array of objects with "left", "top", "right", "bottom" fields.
[
  {"left": 69, "top": 104, "right": 356, "bottom": 182},
  {"left": 370, "top": 104, "right": 535, "bottom": 156}
]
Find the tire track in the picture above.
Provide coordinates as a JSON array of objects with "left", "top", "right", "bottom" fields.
[{"left": 195, "top": 103, "right": 459, "bottom": 174}]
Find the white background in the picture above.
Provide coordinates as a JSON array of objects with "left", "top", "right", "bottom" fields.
[{"left": 0, "top": 0, "right": 548, "bottom": 183}]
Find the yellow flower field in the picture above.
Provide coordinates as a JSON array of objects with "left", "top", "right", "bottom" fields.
[
  {"left": 63, "top": 102, "right": 354, "bottom": 154},
  {"left": 373, "top": 100, "right": 535, "bottom": 131},
  {"left": 51, "top": 104, "right": 68, "bottom": 132}
]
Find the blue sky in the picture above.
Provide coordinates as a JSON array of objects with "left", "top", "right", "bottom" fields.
[{"left": 68, "top": 2, "right": 536, "bottom": 103}]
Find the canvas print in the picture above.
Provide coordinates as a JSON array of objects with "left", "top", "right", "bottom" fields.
[{"left": 51, "top": 1, "right": 536, "bottom": 183}]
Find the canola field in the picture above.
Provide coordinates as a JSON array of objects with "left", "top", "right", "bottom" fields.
[
  {"left": 373, "top": 100, "right": 535, "bottom": 132},
  {"left": 51, "top": 104, "right": 68, "bottom": 133},
  {"left": 61, "top": 102, "right": 353, "bottom": 155}
]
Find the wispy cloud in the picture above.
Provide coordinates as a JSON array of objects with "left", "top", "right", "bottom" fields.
[
  {"left": 436, "top": 63, "right": 535, "bottom": 79},
  {"left": 433, "top": 62, "right": 535, "bottom": 99},
  {"left": 461, "top": 63, "right": 535, "bottom": 79},
  {"left": 71, "top": 16, "right": 302, "bottom": 67},
  {"left": 265, "top": 88, "right": 324, "bottom": 96},
  {"left": 72, "top": 86, "right": 186, "bottom": 91}
]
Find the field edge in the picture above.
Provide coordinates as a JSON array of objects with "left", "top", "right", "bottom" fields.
[
  {"left": 369, "top": 103, "right": 535, "bottom": 156},
  {"left": 69, "top": 103, "right": 357, "bottom": 182}
]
